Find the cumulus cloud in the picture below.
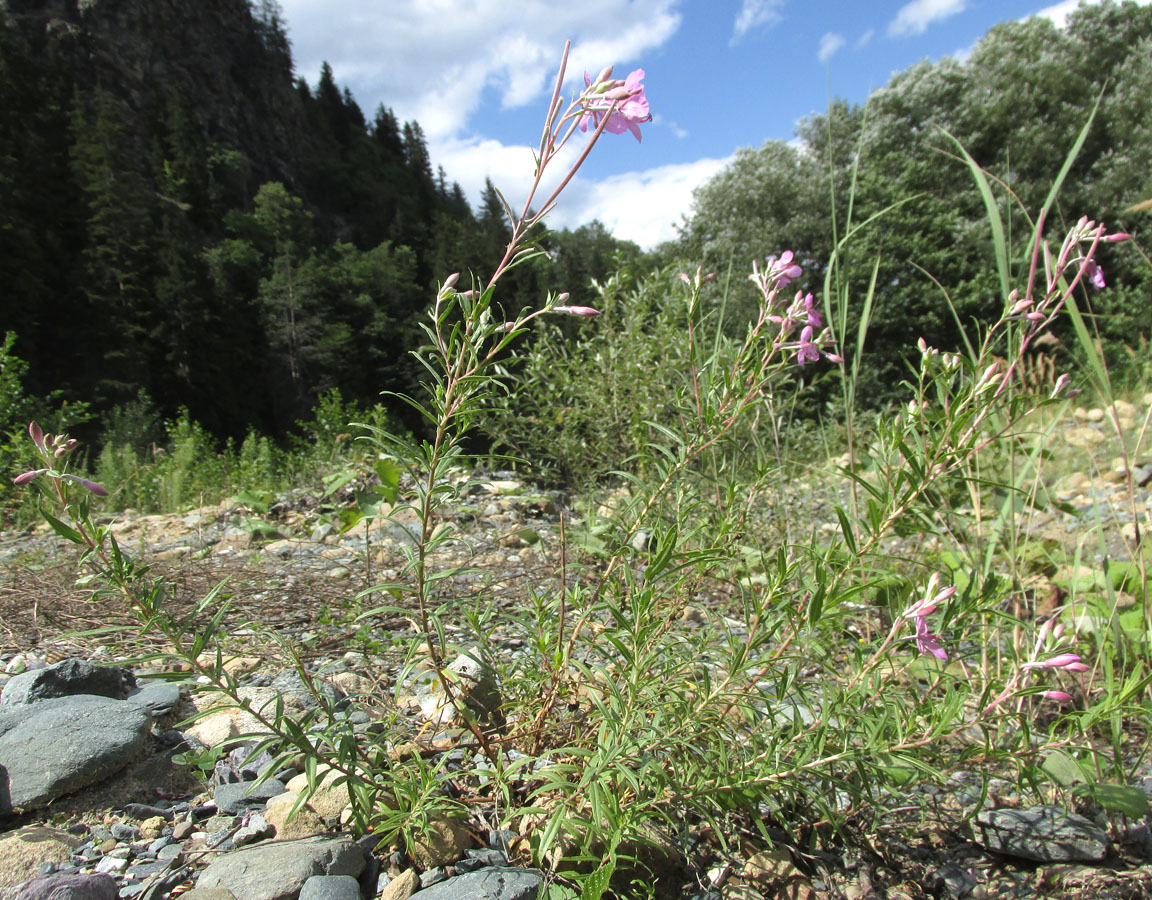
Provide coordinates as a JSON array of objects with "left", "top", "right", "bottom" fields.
[
  {"left": 278, "top": 0, "right": 681, "bottom": 140},
  {"left": 818, "top": 32, "right": 846, "bottom": 63},
  {"left": 731, "top": 0, "right": 786, "bottom": 44},
  {"left": 887, "top": 0, "right": 967, "bottom": 38},
  {"left": 431, "top": 131, "right": 727, "bottom": 248}
]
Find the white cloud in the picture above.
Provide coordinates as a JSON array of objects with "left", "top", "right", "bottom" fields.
[
  {"left": 1029, "top": 0, "right": 1082, "bottom": 27},
  {"left": 430, "top": 131, "right": 728, "bottom": 248},
  {"left": 1027, "top": 0, "right": 1151, "bottom": 29},
  {"left": 856, "top": 27, "right": 875, "bottom": 48},
  {"left": 278, "top": 0, "right": 681, "bottom": 140},
  {"left": 731, "top": 0, "right": 786, "bottom": 44},
  {"left": 556, "top": 157, "right": 732, "bottom": 248},
  {"left": 818, "top": 32, "right": 846, "bottom": 63},
  {"left": 887, "top": 0, "right": 967, "bottom": 38}
]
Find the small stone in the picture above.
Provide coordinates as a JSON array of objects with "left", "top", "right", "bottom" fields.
[
  {"left": 94, "top": 856, "right": 128, "bottom": 875},
  {"left": 419, "top": 868, "right": 447, "bottom": 888},
  {"left": 298, "top": 874, "right": 363, "bottom": 900},
  {"left": 414, "top": 868, "right": 545, "bottom": 900},
  {"left": 4, "top": 873, "right": 119, "bottom": 900},
  {"left": 378, "top": 868, "right": 418, "bottom": 900},
  {"left": 213, "top": 779, "right": 286, "bottom": 814}
]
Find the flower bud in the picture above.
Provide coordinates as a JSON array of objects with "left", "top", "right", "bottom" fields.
[
  {"left": 29, "top": 421, "right": 44, "bottom": 448},
  {"left": 12, "top": 468, "right": 47, "bottom": 486},
  {"left": 553, "top": 305, "right": 600, "bottom": 318},
  {"left": 680, "top": 272, "right": 692, "bottom": 285},
  {"left": 442, "top": 272, "right": 460, "bottom": 290},
  {"left": 594, "top": 65, "right": 614, "bottom": 85},
  {"left": 555, "top": 292, "right": 570, "bottom": 304},
  {"left": 1050, "top": 373, "right": 1070, "bottom": 399},
  {"left": 1103, "top": 231, "right": 1131, "bottom": 243},
  {"left": 1041, "top": 690, "right": 1073, "bottom": 703}
]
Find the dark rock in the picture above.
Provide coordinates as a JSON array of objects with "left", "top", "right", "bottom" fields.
[
  {"left": 122, "top": 804, "right": 171, "bottom": 820},
  {"left": 413, "top": 868, "right": 544, "bottom": 900},
  {"left": 213, "top": 779, "right": 285, "bottom": 815},
  {"left": 194, "top": 835, "right": 364, "bottom": 900},
  {"left": 0, "top": 695, "right": 151, "bottom": 813},
  {"left": 977, "top": 805, "right": 1111, "bottom": 862},
  {"left": 4, "top": 873, "right": 119, "bottom": 900},
  {"left": 124, "top": 683, "right": 181, "bottom": 718},
  {"left": 0, "top": 659, "right": 136, "bottom": 707},
  {"left": 298, "top": 875, "right": 362, "bottom": 900},
  {"left": 420, "top": 868, "right": 447, "bottom": 888}
]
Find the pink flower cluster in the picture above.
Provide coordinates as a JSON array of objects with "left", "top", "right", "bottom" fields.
[
  {"left": 749, "top": 252, "right": 841, "bottom": 367},
  {"left": 579, "top": 67, "right": 652, "bottom": 143}
]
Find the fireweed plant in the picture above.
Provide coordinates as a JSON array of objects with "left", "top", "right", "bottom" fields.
[{"left": 11, "top": 47, "right": 1148, "bottom": 895}]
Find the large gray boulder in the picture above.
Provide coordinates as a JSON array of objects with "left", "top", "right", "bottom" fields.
[
  {"left": 194, "top": 836, "right": 364, "bottom": 900},
  {"left": 0, "top": 659, "right": 135, "bottom": 707},
  {"left": 0, "top": 695, "right": 151, "bottom": 813}
]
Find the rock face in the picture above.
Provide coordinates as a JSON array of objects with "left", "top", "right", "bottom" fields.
[
  {"left": 0, "top": 695, "right": 151, "bottom": 813},
  {"left": 194, "top": 836, "right": 365, "bottom": 900},
  {"left": 0, "top": 658, "right": 136, "bottom": 707},
  {"left": 977, "top": 805, "right": 1111, "bottom": 862}
]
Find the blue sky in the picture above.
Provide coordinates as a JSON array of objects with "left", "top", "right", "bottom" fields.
[{"left": 276, "top": 0, "right": 1126, "bottom": 248}]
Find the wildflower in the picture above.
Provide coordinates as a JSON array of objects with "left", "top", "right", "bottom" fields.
[
  {"left": 795, "top": 325, "right": 820, "bottom": 366},
  {"left": 553, "top": 305, "right": 600, "bottom": 318},
  {"left": 903, "top": 574, "right": 954, "bottom": 660},
  {"left": 1103, "top": 231, "right": 1131, "bottom": 243},
  {"left": 766, "top": 251, "right": 802, "bottom": 289},
  {"left": 1050, "top": 373, "right": 1070, "bottom": 399},
  {"left": 914, "top": 616, "right": 948, "bottom": 660},
  {"left": 579, "top": 68, "right": 651, "bottom": 142},
  {"left": 1084, "top": 260, "right": 1106, "bottom": 290},
  {"left": 12, "top": 468, "right": 47, "bottom": 486},
  {"left": 1040, "top": 690, "right": 1073, "bottom": 703}
]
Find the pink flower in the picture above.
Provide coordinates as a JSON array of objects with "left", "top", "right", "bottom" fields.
[
  {"left": 766, "top": 251, "right": 802, "bottom": 289},
  {"left": 914, "top": 615, "right": 948, "bottom": 661},
  {"left": 553, "top": 305, "right": 600, "bottom": 318},
  {"left": 1041, "top": 690, "right": 1073, "bottom": 703},
  {"left": 12, "top": 468, "right": 47, "bottom": 486},
  {"left": 1084, "top": 260, "right": 1106, "bottom": 290},
  {"left": 796, "top": 325, "right": 820, "bottom": 366},
  {"left": 579, "top": 69, "right": 651, "bottom": 142}
]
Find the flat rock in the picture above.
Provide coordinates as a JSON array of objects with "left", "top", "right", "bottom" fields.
[
  {"left": 0, "top": 695, "right": 151, "bottom": 813},
  {"left": 0, "top": 659, "right": 135, "bottom": 707},
  {"left": 0, "top": 826, "right": 84, "bottom": 892},
  {"left": 977, "top": 805, "right": 1110, "bottom": 862},
  {"left": 124, "top": 682, "right": 182, "bottom": 717},
  {"left": 214, "top": 778, "right": 286, "bottom": 815},
  {"left": 2, "top": 873, "right": 119, "bottom": 900},
  {"left": 413, "top": 868, "right": 544, "bottom": 900},
  {"left": 194, "top": 835, "right": 364, "bottom": 900}
]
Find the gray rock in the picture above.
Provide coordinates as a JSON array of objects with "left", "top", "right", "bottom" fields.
[
  {"left": 0, "top": 695, "right": 151, "bottom": 813},
  {"left": 977, "top": 805, "right": 1111, "bottom": 862},
  {"left": 298, "top": 875, "right": 362, "bottom": 900},
  {"left": 413, "top": 868, "right": 544, "bottom": 900},
  {"left": 415, "top": 649, "right": 502, "bottom": 726},
  {"left": 269, "top": 671, "right": 345, "bottom": 711},
  {"left": 124, "top": 683, "right": 182, "bottom": 718},
  {"left": 213, "top": 779, "right": 286, "bottom": 814},
  {"left": 4, "top": 873, "right": 119, "bottom": 899},
  {"left": 0, "top": 659, "right": 135, "bottom": 707},
  {"left": 194, "top": 835, "right": 364, "bottom": 900}
]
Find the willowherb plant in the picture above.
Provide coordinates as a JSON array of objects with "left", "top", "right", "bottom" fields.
[{"left": 10, "top": 45, "right": 1147, "bottom": 897}]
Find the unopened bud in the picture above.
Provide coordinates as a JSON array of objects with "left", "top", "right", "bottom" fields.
[
  {"left": 442, "top": 272, "right": 460, "bottom": 290},
  {"left": 594, "top": 65, "right": 614, "bottom": 85},
  {"left": 1104, "top": 232, "right": 1131, "bottom": 243},
  {"left": 553, "top": 305, "right": 600, "bottom": 318},
  {"left": 680, "top": 272, "right": 692, "bottom": 285},
  {"left": 12, "top": 468, "right": 47, "bottom": 486},
  {"left": 555, "top": 292, "right": 570, "bottom": 304},
  {"left": 54, "top": 446, "right": 69, "bottom": 458}
]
